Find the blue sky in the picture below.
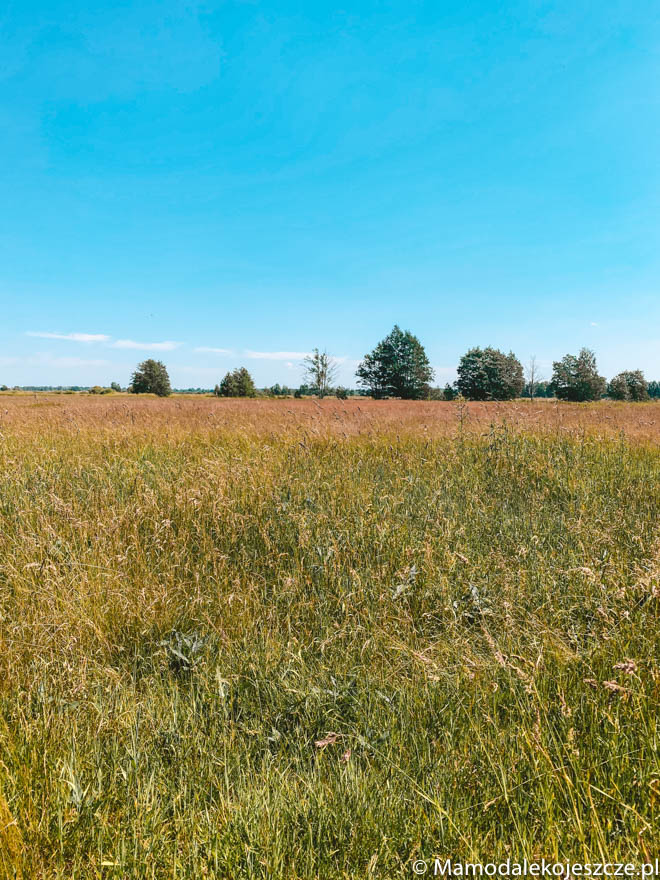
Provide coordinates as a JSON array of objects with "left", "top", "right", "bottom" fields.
[{"left": 1, "top": 0, "right": 659, "bottom": 387}]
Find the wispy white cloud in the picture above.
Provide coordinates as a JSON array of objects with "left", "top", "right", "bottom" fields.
[
  {"left": 25, "top": 331, "right": 182, "bottom": 351},
  {"left": 27, "top": 331, "right": 110, "bottom": 343},
  {"left": 245, "top": 350, "right": 311, "bottom": 361},
  {"left": 590, "top": 321, "right": 599, "bottom": 327},
  {"left": 111, "top": 339, "right": 182, "bottom": 351},
  {"left": 194, "top": 346, "right": 235, "bottom": 355}
]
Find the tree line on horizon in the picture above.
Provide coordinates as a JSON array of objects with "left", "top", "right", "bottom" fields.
[
  {"left": 351, "top": 325, "right": 656, "bottom": 402},
  {"left": 5, "top": 325, "right": 657, "bottom": 401}
]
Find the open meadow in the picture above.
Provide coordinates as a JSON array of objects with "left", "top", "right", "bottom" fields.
[{"left": 1, "top": 395, "right": 660, "bottom": 877}]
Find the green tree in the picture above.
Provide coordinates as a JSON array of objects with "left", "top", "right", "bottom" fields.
[
  {"left": 218, "top": 367, "right": 256, "bottom": 397},
  {"left": 356, "top": 325, "right": 434, "bottom": 399},
  {"left": 624, "top": 370, "right": 648, "bottom": 402},
  {"left": 129, "top": 360, "right": 172, "bottom": 397},
  {"left": 608, "top": 370, "right": 649, "bottom": 401},
  {"left": 110, "top": 381, "right": 122, "bottom": 392},
  {"left": 219, "top": 372, "right": 238, "bottom": 397},
  {"left": 648, "top": 380, "right": 660, "bottom": 400},
  {"left": 550, "top": 349, "right": 606, "bottom": 402},
  {"left": 302, "top": 349, "right": 338, "bottom": 398},
  {"left": 234, "top": 367, "right": 256, "bottom": 397},
  {"left": 335, "top": 386, "right": 349, "bottom": 400},
  {"left": 443, "top": 383, "right": 458, "bottom": 401},
  {"left": 607, "top": 374, "right": 628, "bottom": 401},
  {"left": 456, "top": 347, "right": 523, "bottom": 400}
]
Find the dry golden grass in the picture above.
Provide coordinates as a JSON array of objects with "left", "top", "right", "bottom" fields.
[{"left": 1, "top": 393, "right": 659, "bottom": 442}]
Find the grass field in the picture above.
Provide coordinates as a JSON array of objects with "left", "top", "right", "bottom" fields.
[{"left": 2, "top": 396, "right": 660, "bottom": 877}]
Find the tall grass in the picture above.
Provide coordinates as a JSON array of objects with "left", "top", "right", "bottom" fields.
[{"left": 1, "top": 399, "right": 659, "bottom": 877}]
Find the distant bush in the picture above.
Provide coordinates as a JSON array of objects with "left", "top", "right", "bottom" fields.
[
  {"left": 268, "top": 384, "right": 294, "bottom": 397},
  {"left": 428, "top": 385, "right": 460, "bottom": 401},
  {"left": 335, "top": 386, "right": 348, "bottom": 400},
  {"left": 521, "top": 381, "right": 554, "bottom": 398}
]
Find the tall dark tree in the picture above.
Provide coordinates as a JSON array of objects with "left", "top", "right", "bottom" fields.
[
  {"left": 607, "top": 370, "right": 649, "bottom": 401},
  {"left": 356, "top": 325, "right": 434, "bottom": 399},
  {"left": 550, "top": 349, "right": 606, "bottom": 402},
  {"left": 129, "top": 360, "right": 171, "bottom": 397},
  {"left": 456, "top": 347, "right": 524, "bottom": 400}
]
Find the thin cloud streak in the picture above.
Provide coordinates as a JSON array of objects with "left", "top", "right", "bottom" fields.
[
  {"left": 194, "top": 346, "right": 235, "bottom": 355},
  {"left": 27, "top": 331, "right": 110, "bottom": 343},
  {"left": 111, "top": 339, "right": 182, "bottom": 351}
]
